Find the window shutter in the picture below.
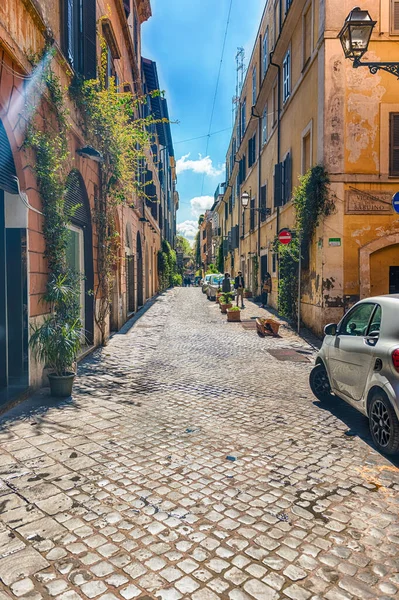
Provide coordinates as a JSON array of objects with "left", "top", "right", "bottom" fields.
[
  {"left": 390, "top": 113, "right": 399, "bottom": 175},
  {"left": 284, "top": 153, "right": 292, "bottom": 203},
  {"left": 0, "top": 119, "right": 18, "bottom": 194},
  {"left": 392, "top": 0, "right": 399, "bottom": 33},
  {"left": 65, "top": 170, "right": 90, "bottom": 226},
  {"left": 83, "top": 0, "right": 97, "bottom": 79},
  {"left": 274, "top": 163, "right": 282, "bottom": 207},
  {"left": 123, "top": 0, "right": 131, "bottom": 17},
  {"left": 260, "top": 184, "right": 267, "bottom": 222}
]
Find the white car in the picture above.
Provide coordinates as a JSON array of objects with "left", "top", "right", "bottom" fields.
[
  {"left": 310, "top": 295, "right": 399, "bottom": 455},
  {"left": 201, "top": 274, "right": 212, "bottom": 294}
]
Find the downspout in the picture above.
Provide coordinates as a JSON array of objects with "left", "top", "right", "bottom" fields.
[{"left": 269, "top": 52, "right": 281, "bottom": 290}]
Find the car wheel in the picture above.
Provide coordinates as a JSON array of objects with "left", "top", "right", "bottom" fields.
[
  {"left": 369, "top": 391, "right": 399, "bottom": 455},
  {"left": 309, "top": 364, "right": 332, "bottom": 402}
]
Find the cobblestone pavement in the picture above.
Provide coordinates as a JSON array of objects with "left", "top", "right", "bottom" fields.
[{"left": 0, "top": 288, "right": 398, "bottom": 600}]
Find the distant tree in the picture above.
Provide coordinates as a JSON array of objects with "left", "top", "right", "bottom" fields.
[{"left": 175, "top": 235, "right": 192, "bottom": 256}]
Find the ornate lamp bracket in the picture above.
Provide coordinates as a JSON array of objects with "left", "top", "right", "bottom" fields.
[{"left": 353, "top": 58, "right": 399, "bottom": 79}]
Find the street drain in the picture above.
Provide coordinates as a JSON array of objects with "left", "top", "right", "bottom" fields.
[{"left": 268, "top": 348, "right": 311, "bottom": 362}]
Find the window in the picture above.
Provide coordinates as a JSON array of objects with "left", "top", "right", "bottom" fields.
[
  {"left": 250, "top": 198, "right": 256, "bottom": 231},
  {"left": 262, "top": 29, "right": 269, "bottom": 78},
  {"left": 302, "top": 130, "right": 311, "bottom": 173},
  {"left": 339, "top": 303, "right": 376, "bottom": 336},
  {"left": 274, "top": 152, "right": 291, "bottom": 207},
  {"left": 262, "top": 106, "right": 268, "bottom": 145},
  {"left": 391, "top": 0, "right": 399, "bottom": 34},
  {"left": 283, "top": 50, "right": 291, "bottom": 103},
  {"left": 274, "top": 0, "right": 280, "bottom": 45},
  {"left": 248, "top": 134, "right": 256, "bottom": 168},
  {"left": 273, "top": 83, "right": 278, "bottom": 125},
  {"left": 241, "top": 99, "right": 247, "bottom": 139},
  {"left": 66, "top": 225, "right": 85, "bottom": 330},
  {"left": 390, "top": 113, "right": 399, "bottom": 176},
  {"left": 286, "top": 0, "right": 293, "bottom": 14},
  {"left": 260, "top": 184, "right": 267, "bottom": 222},
  {"left": 63, "top": 0, "right": 96, "bottom": 78},
  {"left": 303, "top": 4, "right": 312, "bottom": 67},
  {"left": 252, "top": 66, "right": 257, "bottom": 106}
]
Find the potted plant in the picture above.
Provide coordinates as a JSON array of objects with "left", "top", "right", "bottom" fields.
[
  {"left": 227, "top": 306, "right": 241, "bottom": 322},
  {"left": 216, "top": 290, "right": 223, "bottom": 304},
  {"left": 29, "top": 274, "right": 83, "bottom": 398},
  {"left": 244, "top": 288, "right": 253, "bottom": 298},
  {"left": 219, "top": 292, "right": 233, "bottom": 313}
]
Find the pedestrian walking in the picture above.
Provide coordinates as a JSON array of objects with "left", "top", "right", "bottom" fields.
[
  {"left": 222, "top": 272, "right": 231, "bottom": 294},
  {"left": 261, "top": 272, "right": 272, "bottom": 307},
  {"left": 234, "top": 271, "right": 245, "bottom": 308}
]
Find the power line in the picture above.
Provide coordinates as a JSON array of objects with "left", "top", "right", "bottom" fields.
[
  {"left": 174, "top": 126, "right": 232, "bottom": 146},
  {"left": 200, "top": 0, "right": 234, "bottom": 195}
]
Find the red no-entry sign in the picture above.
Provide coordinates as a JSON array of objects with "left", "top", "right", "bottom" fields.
[{"left": 278, "top": 228, "right": 292, "bottom": 245}]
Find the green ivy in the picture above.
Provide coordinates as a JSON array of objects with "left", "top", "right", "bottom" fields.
[{"left": 277, "top": 164, "right": 334, "bottom": 322}]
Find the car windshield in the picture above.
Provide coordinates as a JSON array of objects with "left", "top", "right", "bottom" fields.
[{"left": 211, "top": 276, "right": 223, "bottom": 285}]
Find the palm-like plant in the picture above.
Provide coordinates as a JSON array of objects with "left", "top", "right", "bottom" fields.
[{"left": 29, "top": 273, "right": 83, "bottom": 377}]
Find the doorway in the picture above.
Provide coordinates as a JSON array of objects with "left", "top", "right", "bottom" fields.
[
  {"left": 137, "top": 232, "right": 143, "bottom": 307},
  {"left": 389, "top": 266, "right": 399, "bottom": 294}
]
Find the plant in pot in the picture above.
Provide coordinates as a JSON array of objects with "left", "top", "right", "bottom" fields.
[
  {"left": 244, "top": 288, "right": 252, "bottom": 298},
  {"left": 219, "top": 292, "right": 233, "bottom": 313},
  {"left": 29, "top": 273, "right": 83, "bottom": 398},
  {"left": 227, "top": 305, "right": 241, "bottom": 322}
]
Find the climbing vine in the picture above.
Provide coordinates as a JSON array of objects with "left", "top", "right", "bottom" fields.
[
  {"left": 70, "top": 25, "right": 166, "bottom": 344},
  {"left": 158, "top": 240, "right": 177, "bottom": 291},
  {"left": 277, "top": 165, "right": 335, "bottom": 322},
  {"left": 24, "top": 47, "right": 81, "bottom": 322}
]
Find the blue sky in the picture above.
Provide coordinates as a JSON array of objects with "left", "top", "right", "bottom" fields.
[{"left": 141, "top": 0, "right": 265, "bottom": 242}]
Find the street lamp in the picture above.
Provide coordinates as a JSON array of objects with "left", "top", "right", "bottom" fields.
[
  {"left": 241, "top": 190, "right": 250, "bottom": 208},
  {"left": 338, "top": 7, "right": 399, "bottom": 78}
]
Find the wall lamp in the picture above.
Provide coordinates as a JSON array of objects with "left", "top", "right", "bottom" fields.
[
  {"left": 76, "top": 145, "right": 104, "bottom": 163},
  {"left": 241, "top": 190, "right": 271, "bottom": 217},
  {"left": 338, "top": 7, "right": 399, "bottom": 78}
]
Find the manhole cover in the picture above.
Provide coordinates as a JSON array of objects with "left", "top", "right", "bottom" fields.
[
  {"left": 241, "top": 320, "right": 258, "bottom": 330},
  {"left": 268, "top": 349, "right": 311, "bottom": 362}
]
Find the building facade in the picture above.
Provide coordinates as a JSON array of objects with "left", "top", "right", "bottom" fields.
[
  {"left": 219, "top": 0, "right": 399, "bottom": 335},
  {"left": 0, "top": 0, "right": 177, "bottom": 401}
]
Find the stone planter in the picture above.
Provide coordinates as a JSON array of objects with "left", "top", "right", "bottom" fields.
[
  {"left": 220, "top": 302, "right": 232, "bottom": 314},
  {"left": 48, "top": 372, "right": 76, "bottom": 397},
  {"left": 227, "top": 309, "right": 241, "bottom": 322}
]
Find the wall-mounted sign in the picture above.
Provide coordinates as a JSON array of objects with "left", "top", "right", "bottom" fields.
[
  {"left": 329, "top": 238, "right": 341, "bottom": 246},
  {"left": 345, "top": 189, "right": 392, "bottom": 214},
  {"left": 278, "top": 228, "right": 292, "bottom": 245},
  {"left": 393, "top": 192, "right": 399, "bottom": 215}
]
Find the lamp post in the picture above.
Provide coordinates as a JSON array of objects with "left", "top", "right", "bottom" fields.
[
  {"left": 338, "top": 7, "right": 399, "bottom": 78},
  {"left": 241, "top": 190, "right": 271, "bottom": 294}
]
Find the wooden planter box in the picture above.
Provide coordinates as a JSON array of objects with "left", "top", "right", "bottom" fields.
[
  {"left": 220, "top": 303, "right": 232, "bottom": 314},
  {"left": 244, "top": 291, "right": 252, "bottom": 298},
  {"left": 256, "top": 318, "right": 280, "bottom": 336},
  {"left": 227, "top": 309, "right": 241, "bottom": 322}
]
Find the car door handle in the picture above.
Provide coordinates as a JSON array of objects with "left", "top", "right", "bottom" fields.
[{"left": 364, "top": 335, "right": 378, "bottom": 347}]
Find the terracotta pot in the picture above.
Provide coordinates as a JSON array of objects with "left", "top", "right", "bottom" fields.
[
  {"left": 227, "top": 309, "right": 241, "bottom": 322},
  {"left": 244, "top": 291, "right": 253, "bottom": 298},
  {"left": 256, "top": 318, "right": 280, "bottom": 336},
  {"left": 220, "top": 303, "right": 232, "bottom": 314}
]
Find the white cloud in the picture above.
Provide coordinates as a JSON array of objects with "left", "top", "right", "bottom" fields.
[
  {"left": 190, "top": 196, "right": 214, "bottom": 218},
  {"left": 177, "top": 220, "right": 198, "bottom": 241},
  {"left": 176, "top": 153, "right": 225, "bottom": 177}
]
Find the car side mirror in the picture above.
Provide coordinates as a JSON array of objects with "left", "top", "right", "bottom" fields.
[{"left": 324, "top": 323, "right": 337, "bottom": 336}]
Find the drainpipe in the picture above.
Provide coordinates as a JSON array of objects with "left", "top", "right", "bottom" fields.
[{"left": 269, "top": 52, "right": 281, "bottom": 291}]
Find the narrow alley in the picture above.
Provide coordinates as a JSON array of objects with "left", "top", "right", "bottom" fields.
[{"left": 0, "top": 289, "right": 398, "bottom": 600}]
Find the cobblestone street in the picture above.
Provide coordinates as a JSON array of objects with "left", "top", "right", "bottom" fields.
[{"left": 0, "top": 288, "right": 398, "bottom": 600}]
